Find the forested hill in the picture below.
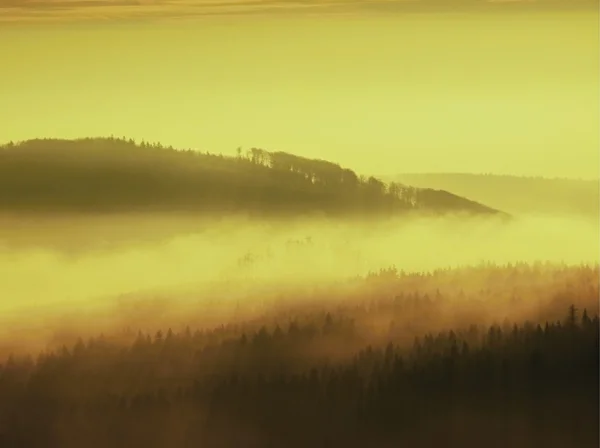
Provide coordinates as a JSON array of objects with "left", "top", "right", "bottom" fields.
[
  {"left": 0, "top": 138, "right": 504, "bottom": 217},
  {"left": 388, "top": 173, "right": 599, "bottom": 219}
]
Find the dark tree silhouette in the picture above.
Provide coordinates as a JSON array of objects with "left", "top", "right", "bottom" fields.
[
  {"left": 0, "top": 263, "right": 597, "bottom": 447},
  {"left": 0, "top": 138, "right": 505, "bottom": 218}
]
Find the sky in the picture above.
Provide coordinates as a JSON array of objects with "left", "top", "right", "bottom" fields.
[
  {"left": 0, "top": 1, "right": 598, "bottom": 179},
  {"left": 0, "top": 1, "right": 597, "bottom": 21}
]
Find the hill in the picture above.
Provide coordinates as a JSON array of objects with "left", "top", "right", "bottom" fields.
[
  {"left": 0, "top": 138, "right": 505, "bottom": 218},
  {"left": 0, "top": 263, "right": 598, "bottom": 447},
  {"left": 387, "top": 173, "right": 599, "bottom": 220}
]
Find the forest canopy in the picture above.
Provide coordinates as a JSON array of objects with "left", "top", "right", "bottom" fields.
[
  {"left": 0, "top": 262, "right": 597, "bottom": 448},
  {"left": 0, "top": 138, "right": 504, "bottom": 217}
]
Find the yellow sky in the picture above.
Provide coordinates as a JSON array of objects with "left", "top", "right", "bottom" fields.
[{"left": 0, "top": 9, "right": 597, "bottom": 178}]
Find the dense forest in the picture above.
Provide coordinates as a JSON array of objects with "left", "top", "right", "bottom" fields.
[
  {"left": 0, "top": 263, "right": 597, "bottom": 447},
  {"left": 390, "top": 173, "right": 599, "bottom": 219},
  {"left": 0, "top": 138, "right": 503, "bottom": 217}
]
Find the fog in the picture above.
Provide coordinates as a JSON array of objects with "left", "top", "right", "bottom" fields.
[{"left": 0, "top": 212, "right": 597, "bottom": 355}]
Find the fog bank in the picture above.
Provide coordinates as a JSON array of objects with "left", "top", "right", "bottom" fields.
[{"left": 0, "top": 213, "right": 597, "bottom": 353}]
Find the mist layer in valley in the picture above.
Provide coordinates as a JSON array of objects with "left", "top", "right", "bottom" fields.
[{"left": 0, "top": 212, "right": 597, "bottom": 355}]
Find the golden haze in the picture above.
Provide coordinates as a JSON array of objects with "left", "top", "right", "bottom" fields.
[{"left": 0, "top": 11, "right": 597, "bottom": 179}]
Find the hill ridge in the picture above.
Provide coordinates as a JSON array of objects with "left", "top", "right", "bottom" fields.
[
  {"left": 0, "top": 137, "right": 506, "bottom": 218},
  {"left": 387, "top": 172, "right": 599, "bottom": 218}
]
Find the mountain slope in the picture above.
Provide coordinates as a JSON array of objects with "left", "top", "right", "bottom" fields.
[
  {"left": 0, "top": 138, "right": 505, "bottom": 218},
  {"left": 388, "top": 173, "right": 599, "bottom": 220}
]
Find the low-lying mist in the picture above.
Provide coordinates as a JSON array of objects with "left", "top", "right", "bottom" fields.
[{"left": 0, "top": 212, "right": 597, "bottom": 355}]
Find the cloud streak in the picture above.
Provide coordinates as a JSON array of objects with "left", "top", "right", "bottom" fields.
[{"left": 0, "top": 0, "right": 596, "bottom": 23}]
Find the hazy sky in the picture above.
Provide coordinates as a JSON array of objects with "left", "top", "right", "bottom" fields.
[{"left": 0, "top": 3, "right": 598, "bottom": 178}]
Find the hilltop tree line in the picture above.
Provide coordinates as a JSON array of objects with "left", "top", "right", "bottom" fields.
[
  {"left": 0, "top": 137, "right": 500, "bottom": 216},
  {"left": 0, "top": 263, "right": 597, "bottom": 448},
  {"left": 392, "top": 173, "right": 600, "bottom": 219}
]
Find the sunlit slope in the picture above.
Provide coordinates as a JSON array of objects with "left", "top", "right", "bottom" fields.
[
  {"left": 0, "top": 138, "right": 504, "bottom": 217},
  {"left": 389, "top": 173, "right": 599, "bottom": 219}
]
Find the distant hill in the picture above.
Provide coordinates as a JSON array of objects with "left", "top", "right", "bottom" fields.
[
  {"left": 0, "top": 138, "right": 505, "bottom": 218},
  {"left": 387, "top": 173, "right": 599, "bottom": 219}
]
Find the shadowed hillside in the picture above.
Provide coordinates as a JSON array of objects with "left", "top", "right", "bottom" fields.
[
  {"left": 388, "top": 173, "right": 599, "bottom": 219},
  {"left": 0, "top": 138, "right": 504, "bottom": 218},
  {"left": 0, "top": 263, "right": 597, "bottom": 448}
]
